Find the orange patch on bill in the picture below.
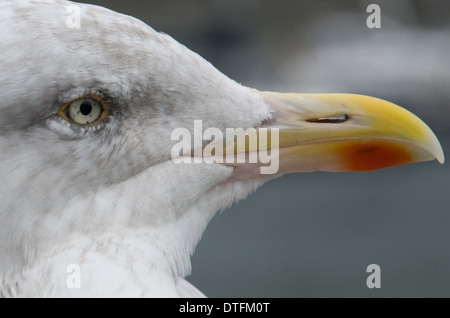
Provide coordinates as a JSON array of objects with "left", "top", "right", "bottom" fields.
[{"left": 338, "top": 140, "right": 413, "bottom": 171}]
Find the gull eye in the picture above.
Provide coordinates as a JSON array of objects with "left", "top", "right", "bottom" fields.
[{"left": 57, "top": 95, "right": 109, "bottom": 125}]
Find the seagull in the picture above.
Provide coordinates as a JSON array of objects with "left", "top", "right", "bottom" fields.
[{"left": 0, "top": 0, "right": 444, "bottom": 297}]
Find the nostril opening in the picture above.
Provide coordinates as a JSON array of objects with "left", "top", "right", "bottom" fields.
[{"left": 306, "top": 114, "right": 349, "bottom": 124}]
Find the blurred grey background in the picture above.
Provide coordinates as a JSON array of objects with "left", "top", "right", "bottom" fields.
[{"left": 80, "top": 0, "right": 450, "bottom": 297}]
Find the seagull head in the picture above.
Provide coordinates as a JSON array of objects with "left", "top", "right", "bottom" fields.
[{"left": 0, "top": 0, "right": 444, "bottom": 297}]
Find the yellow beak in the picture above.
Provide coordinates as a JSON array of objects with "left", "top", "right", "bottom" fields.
[{"left": 223, "top": 91, "right": 444, "bottom": 177}]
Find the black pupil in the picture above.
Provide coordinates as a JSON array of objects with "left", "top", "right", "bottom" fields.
[{"left": 80, "top": 101, "right": 92, "bottom": 116}]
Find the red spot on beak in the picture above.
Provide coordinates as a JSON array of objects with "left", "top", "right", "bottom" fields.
[{"left": 339, "top": 141, "right": 413, "bottom": 171}]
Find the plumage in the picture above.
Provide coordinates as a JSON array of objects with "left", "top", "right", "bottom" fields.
[{"left": 0, "top": 0, "right": 443, "bottom": 297}]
